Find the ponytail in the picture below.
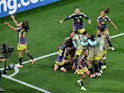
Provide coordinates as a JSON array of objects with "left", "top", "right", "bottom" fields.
[{"left": 103, "top": 7, "right": 110, "bottom": 14}]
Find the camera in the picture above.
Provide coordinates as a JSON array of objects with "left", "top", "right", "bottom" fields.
[
  {"left": 0, "top": 44, "right": 14, "bottom": 74},
  {"left": 1, "top": 43, "right": 14, "bottom": 58}
]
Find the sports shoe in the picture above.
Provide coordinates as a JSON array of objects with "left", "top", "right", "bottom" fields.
[
  {"left": 81, "top": 86, "right": 87, "bottom": 91},
  {"left": 77, "top": 79, "right": 81, "bottom": 86},
  {"left": 32, "top": 60, "right": 35, "bottom": 64},
  {"left": 102, "top": 65, "right": 107, "bottom": 70},
  {"left": 95, "top": 72, "right": 101, "bottom": 77},
  {"left": 100, "top": 70, "right": 103, "bottom": 74},
  {"left": 16, "top": 64, "right": 23, "bottom": 68},
  {"left": 110, "top": 47, "right": 115, "bottom": 51}
]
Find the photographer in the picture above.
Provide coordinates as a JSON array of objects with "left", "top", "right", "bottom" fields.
[{"left": 4, "top": 15, "right": 35, "bottom": 68}]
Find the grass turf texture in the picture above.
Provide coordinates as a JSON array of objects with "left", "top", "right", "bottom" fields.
[{"left": 0, "top": 0, "right": 124, "bottom": 93}]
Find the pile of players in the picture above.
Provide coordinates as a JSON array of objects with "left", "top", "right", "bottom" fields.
[{"left": 54, "top": 7, "right": 118, "bottom": 91}]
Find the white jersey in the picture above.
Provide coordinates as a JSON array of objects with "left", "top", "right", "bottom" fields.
[{"left": 72, "top": 34, "right": 82, "bottom": 50}]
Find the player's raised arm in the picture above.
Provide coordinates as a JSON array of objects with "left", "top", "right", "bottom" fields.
[
  {"left": 4, "top": 22, "right": 16, "bottom": 31},
  {"left": 80, "top": 13, "right": 91, "bottom": 24},
  {"left": 11, "top": 15, "right": 19, "bottom": 27},
  {"left": 60, "top": 15, "right": 72, "bottom": 23},
  {"left": 109, "top": 20, "right": 118, "bottom": 30}
]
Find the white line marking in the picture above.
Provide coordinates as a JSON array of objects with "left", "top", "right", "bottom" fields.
[
  {"left": 1, "top": 33, "right": 124, "bottom": 93},
  {"left": 110, "top": 33, "right": 124, "bottom": 39},
  {"left": 8, "top": 67, "right": 19, "bottom": 78},
  {"left": 2, "top": 75, "right": 51, "bottom": 93},
  {"left": 22, "top": 52, "right": 58, "bottom": 65}
]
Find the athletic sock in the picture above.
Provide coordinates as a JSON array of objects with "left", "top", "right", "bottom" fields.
[
  {"left": 73, "top": 58, "right": 78, "bottom": 69},
  {"left": 102, "top": 59, "right": 106, "bottom": 66},
  {"left": 94, "top": 63, "right": 100, "bottom": 73},
  {"left": 27, "top": 53, "right": 34, "bottom": 60},
  {"left": 99, "top": 61, "right": 103, "bottom": 70},
  {"left": 103, "top": 62, "right": 106, "bottom": 66},
  {"left": 19, "top": 57, "right": 23, "bottom": 65},
  {"left": 80, "top": 80, "right": 84, "bottom": 87},
  {"left": 107, "top": 36, "right": 113, "bottom": 47},
  {"left": 88, "top": 66, "right": 93, "bottom": 74}
]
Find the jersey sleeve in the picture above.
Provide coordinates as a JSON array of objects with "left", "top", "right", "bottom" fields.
[
  {"left": 16, "top": 28, "right": 21, "bottom": 32},
  {"left": 106, "top": 16, "right": 111, "bottom": 22},
  {"left": 80, "top": 13, "right": 89, "bottom": 20},
  {"left": 63, "top": 13, "right": 75, "bottom": 21},
  {"left": 87, "top": 39, "right": 97, "bottom": 47},
  {"left": 97, "top": 16, "right": 101, "bottom": 22}
]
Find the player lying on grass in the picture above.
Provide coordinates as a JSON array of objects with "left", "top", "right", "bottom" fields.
[
  {"left": 4, "top": 15, "right": 35, "bottom": 68},
  {"left": 54, "top": 44, "right": 73, "bottom": 72},
  {"left": 60, "top": 7, "right": 91, "bottom": 35},
  {"left": 97, "top": 7, "right": 118, "bottom": 50}
]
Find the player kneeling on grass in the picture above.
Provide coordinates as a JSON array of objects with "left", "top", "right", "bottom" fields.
[
  {"left": 4, "top": 15, "right": 35, "bottom": 68},
  {"left": 76, "top": 49, "right": 89, "bottom": 91},
  {"left": 54, "top": 45, "right": 73, "bottom": 72}
]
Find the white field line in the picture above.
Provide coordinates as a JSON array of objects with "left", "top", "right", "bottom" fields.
[
  {"left": 2, "top": 75, "right": 51, "bottom": 93},
  {"left": 22, "top": 52, "right": 58, "bottom": 65},
  {"left": 110, "top": 33, "right": 124, "bottom": 39},
  {"left": 8, "top": 67, "right": 19, "bottom": 78},
  {"left": 1, "top": 32, "right": 124, "bottom": 93},
  {"left": 1, "top": 52, "right": 58, "bottom": 93}
]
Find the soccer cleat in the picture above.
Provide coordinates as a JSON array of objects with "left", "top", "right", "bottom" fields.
[
  {"left": 16, "top": 64, "right": 23, "bottom": 68},
  {"left": 110, "top": 47, "right": 115, "bottom": 51},
  {"left": 77, "top": 80, "right": 81, "bottom": 86},
  {"left": 102, "top": 65, "right": 107, "bottom": 70},
  {"left": 81, "top": 86, "right": 87, "bottom": 91},
  {"left": 95, "top": 72, "right": 102, "bottom": 77},
  {"left": 32, "top": 60, "right": 35, "bottom": 64},
  {"left": 100, "top": 70, "right": 103, "bottom": 74}
]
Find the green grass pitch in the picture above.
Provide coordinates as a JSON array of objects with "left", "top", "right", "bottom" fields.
[{"left": 0, "top": 0, "right": 124, "bottom": 93}]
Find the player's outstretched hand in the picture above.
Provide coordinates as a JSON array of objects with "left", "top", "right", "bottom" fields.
[
  {"left": 88, "top": 20, "right": 91, "bottom": 24},
  {"left": 4, "top": 21, "right": 9, "bottom": 26},
  {"left": 114, "top": 26, "right": 118, "bottom": 30},
  {"left": 60, "top": 20, "right": 63, "bottom": 23}
]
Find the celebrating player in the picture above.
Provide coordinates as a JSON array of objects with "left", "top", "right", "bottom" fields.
[
  {"left": 76, "top": 49, "right": 89, "bottom": 91},
  {"left": 60, "top": 7, "right": 91, "bottom": 34},
  {"left": 54, "top": 44, "right": 73, "bottom": 72},
  {"left": 97, "top": 8, "right": 118, "bottom": 50},
  {"left": 4, "top": 15, "right": 35, "bottom": 68},
  {"left": 86, "top": 35, "right": 103, "bottom": 78}
]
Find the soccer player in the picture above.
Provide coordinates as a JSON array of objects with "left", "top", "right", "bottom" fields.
[
  {"left": 4, "top": 15, "right": 35, "bottom": 68},
  {"left": 97, "top": 28, "right": 109, "bottom": 71},
  {"left": 86, "top": 35, "right": 103, "bottom": 78},
  {"left": 60, "top": 8, "right": 91, "bottom": 34},
  {"left": 70, "top": 31, "right": 83, "bottom": 71},
  {"left": 80, "top": 31, "right": 89, "bottom": 48},
  {"left": 97, "top": 8, "right": 118, "bottom": 50},
  {"left": 54, "top": 44, "right": 72, "bottom": 72},
  {"left": 76, "top": 49, "right": 89, "bottom": 91}
]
